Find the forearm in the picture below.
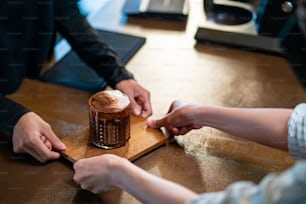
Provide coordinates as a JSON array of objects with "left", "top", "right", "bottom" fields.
[
  {"left": 54, "top": 1, "right": 134, "bottom": 88},
  {"left": 198, "top": 106, "right": 292, "bottom": 150},
  {"left": 114, "top": 159, "right": 197, "bottom": 204}
]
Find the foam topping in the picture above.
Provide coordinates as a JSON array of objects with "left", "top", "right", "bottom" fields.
[{"left": 89, "top": 90, "right": 130, "bottom": 112}]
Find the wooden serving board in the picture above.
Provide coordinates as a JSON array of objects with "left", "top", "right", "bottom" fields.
[
  {"left": 60, "top": 115, "right": 169, "bottom": 163},
  {"left": 8, "top": 79, "right": 169, "bottom": 163}
]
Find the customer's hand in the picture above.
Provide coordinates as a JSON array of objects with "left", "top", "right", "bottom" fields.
[
  {"left": 73, "top": 154, "right": 197, "bottom": 203},
  {"left": 147, "top": 100, "right": 203, "bottom": 136},
  {"left": 73, "top": 154, "right": 123, "bottom": 193},
  {"left": 116, "top": 79, "right": 152, "bottom": 118},
  {"left": 12, "top": 112, "right": 66, "bottom": 163}
]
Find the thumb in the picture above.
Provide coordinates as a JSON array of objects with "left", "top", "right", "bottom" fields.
[{"left": 147, "top": 118, "right": 167, "bottom": 129}]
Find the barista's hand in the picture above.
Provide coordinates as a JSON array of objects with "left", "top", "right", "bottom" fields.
[
  {"left": 116, "top": 79, "right": 152, "bottom": 118},
  {"left": 147, "top": 100, "right": 203, "bottom": 136},
  {"left": 12, "top": 112, "right": 66, "bottom": 163}
]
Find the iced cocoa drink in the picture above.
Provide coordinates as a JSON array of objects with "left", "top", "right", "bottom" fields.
[{"left": 88, "top": 90, "right": 131, "bottom": 149}]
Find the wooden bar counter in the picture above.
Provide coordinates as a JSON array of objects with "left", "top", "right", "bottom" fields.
[{"left": 1, "top": 0, "right": 306, "bottom": 203}]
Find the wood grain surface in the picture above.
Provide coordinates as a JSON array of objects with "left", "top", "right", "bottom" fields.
[
  {"left": 8, "top": 79, "right": 169, "bottom": 163},
  {"left": 60, "top": 115, "right": 169, "bottom": 163}
]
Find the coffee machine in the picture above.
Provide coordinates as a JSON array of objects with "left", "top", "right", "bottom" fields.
[{"left": 195, "top": 0, "right": 299, "bottom": 55}]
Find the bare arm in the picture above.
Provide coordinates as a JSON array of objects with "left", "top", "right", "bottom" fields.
[
  {"left": 200, "top": 106, "right": 292, "bottom": 150},
  {"left": 147, "top": 101, "right": 292, "bottom": 150},
  {"left": 73, "top": 154, "right": 197, "bottom": 204},
  {"left": 116, "top": 157, "right": 197, "bottom": 204}
]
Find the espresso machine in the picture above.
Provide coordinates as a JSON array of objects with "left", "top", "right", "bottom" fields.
[{"left": 195, "top": 0, "right": 299, "bottom": 55}]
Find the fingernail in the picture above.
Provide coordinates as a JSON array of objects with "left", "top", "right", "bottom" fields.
[
  {"left": 59, "top": 143, "right": 66, "bottom": 149},
  {"left": 133, "top": 108, "right": 141, "bottom": 115},
  {"left": 147, "top": 120, "right": 154, "bottom": 127}
]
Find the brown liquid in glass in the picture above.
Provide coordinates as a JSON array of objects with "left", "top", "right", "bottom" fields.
[{"left": 88, "top": 92, "right": 131, "bottom": 149}]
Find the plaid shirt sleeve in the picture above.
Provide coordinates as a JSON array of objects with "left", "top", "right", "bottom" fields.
[
  {"left": 288, "top": 103, "right": 306, "bottom": 160},
  {"left": 187, "top": 161, "right": 306, "bottom": 204}
]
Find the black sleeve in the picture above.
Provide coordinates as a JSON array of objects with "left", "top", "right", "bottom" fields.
[
  {"left": 0, "top": 95, "right": 30, "bottom": 135},
  {"left": 54, "top": 0, "right": 134, "bottom": 88}
]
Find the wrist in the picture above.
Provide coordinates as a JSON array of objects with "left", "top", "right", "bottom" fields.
[
  {"left": 108, "top": 155, "right": 131, "bottom": 188},
  {"left": 115, "top": 79, "right": 135, "bottom": 89},
  {"left": 190, "top": 105, "right": 209, "bottom": 127},
  {"left": 199, "top": 105, "right": 229, "bottom": 128}
]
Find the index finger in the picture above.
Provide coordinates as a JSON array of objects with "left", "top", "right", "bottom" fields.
[
  {"left": 25, "top": 137, "right": 61, "bottom": 162},
  {"left": 137, "top": 97, "right": 152, "bottom": 118},
  {"left": 43, "top": 125, "right": 66, "bottom": 151},
  {"left": 132, "top": 92, "right": 152, "bottom": 118}
]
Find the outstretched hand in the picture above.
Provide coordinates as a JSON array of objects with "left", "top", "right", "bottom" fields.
[
  {"left": 147, "top": 100, "right": 203, "bottom": 136},
  {"left": 12, "top": 112, "right": 66, "bottom": 163}
]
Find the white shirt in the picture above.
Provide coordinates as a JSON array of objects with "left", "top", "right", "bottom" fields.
[{"left": 188, "top": 103, "right": 306, "bottom": 204}]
